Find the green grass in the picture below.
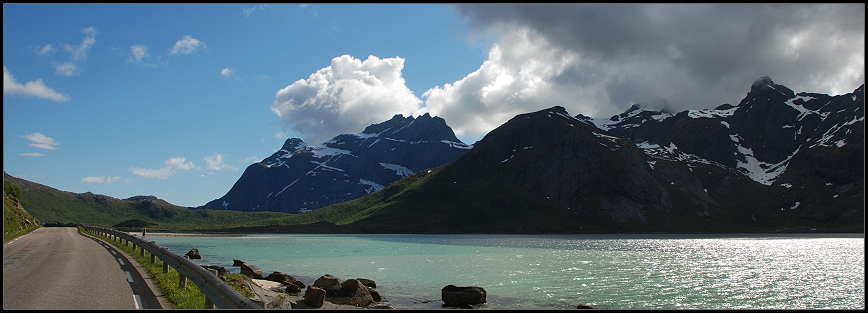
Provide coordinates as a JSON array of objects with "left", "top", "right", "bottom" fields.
[
  {"left": 5, "top": 173, "right": 293, "bottom": 231},
  {"left": 4, "top": 181, "right": 41, "bottom": 242},
  {"left": 82, "top": 227, "right": 254, "bottom": 309}
]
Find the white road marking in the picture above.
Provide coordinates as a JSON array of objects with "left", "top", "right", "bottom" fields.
[
  {"left": 134, "top": 294, "right": 142, "bottom": 309},
  {"left": 125, "top": 271, "right": 134, "bottom": 282},
  {"left": 117, "top": 258, "right": 125, "bottom": 266}
]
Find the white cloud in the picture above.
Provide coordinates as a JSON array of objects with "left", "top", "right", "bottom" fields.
[
  {"left": 422, "top": 27, "right": 608, "bottom": 140},
  {"left": 34, "top": 26, "right": 97, "bottom": 76},
  {"left": 240, "top": 156, "right": 261, "bottom": 164},
  {"left": 165, "top": 156, "right": 199, "bottom": 170},
  {"left": 63, "top": 26, "right": 98, "bottom": 62},
  {"left": 20, "top": 152, "right": 45, "bottom": 157},
  {"left": 271, "top": 55, "right": 423, "bottom": 144},
  {"left": 82, "top": 176, "right": 122, "bottom": 184},
  {"left": 243, "top": 4, "right": 270, "bottom": 17},
  {"left": 221, "top": 67, "right": 235, "bottom": 77},
  {"left": 129, "top": 156, "right": 199, "bottom": 179},
  {"left": 4, "top": 66, "right": 70, "bottom": 102},
  {"left": 129, "top": 167, "right": 176, "bottom": 179},
  {"left": 128, "top": 44, "right": 150, "bottom": 63},
  {"left": 21, "top": 132, "right": 59, "bottom": 150},
  {"left": 205, "top": 153, "right": 238, "bottom": 171},
  {"left": 35, "top": 44, "right": 55, "bottom": 56},
  {"left": 54, "top": 62, "right": 78, "bottom": 76},
  {"left": 450, "top": 3, "right": 865, "bottom": 119},
  {"left": 170, "top": 35, "right": 206, "bottom": 55}
]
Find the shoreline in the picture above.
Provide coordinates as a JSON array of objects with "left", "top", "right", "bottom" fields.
[
  {"left": 137, "top": 231, "right": 865, "bottom": 238},
  {"left": 142, "top": 232, "right": 249, "bottom": 237}
]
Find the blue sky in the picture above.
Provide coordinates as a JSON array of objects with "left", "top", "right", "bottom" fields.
[{"left": 4, "top": 4, "right": 864, "bottom": 208}]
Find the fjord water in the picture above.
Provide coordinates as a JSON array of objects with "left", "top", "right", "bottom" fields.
[{"left": 146, "top": 233, "right": 864, "bottom": 309}]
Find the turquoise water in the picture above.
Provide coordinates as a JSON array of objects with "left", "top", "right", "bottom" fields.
[{"left": 145, "top": 233, "right": 864, "bottom": 309}]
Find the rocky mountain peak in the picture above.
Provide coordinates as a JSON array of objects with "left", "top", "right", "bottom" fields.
[
  {"left": 280, "top": 138, "right": 306, "bottom": 152},
  {"left": 359, "top": 112, "right": 460, "bottom": 143},
  {"left": 200, "top": 112, "right": 470, "bottom": 214},
  {"left": 747, "top": 76, "right": 795, "bottom": 99}
]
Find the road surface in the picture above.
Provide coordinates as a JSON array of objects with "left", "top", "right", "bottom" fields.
[{"left": 3, "top": 227, "right": 166, "bottom": 309}]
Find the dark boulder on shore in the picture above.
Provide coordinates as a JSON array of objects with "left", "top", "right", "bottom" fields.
[
  {"left": 184, "top": 248, "right": 201, "bottom": 259},
  {"left": 265, "top": 271, "right": 305, "bottom": 293},
  {"left": 313, "top": 274, "right": 343, "bottom": 296},
  {"left": 311, "top": 274, "right": 379, "bottom": 307},
  {"left": 237, "top": 261, "right": 265, "bottom": 279},
  {"left": 304, "top": 286, "right": 327, "bottom": 308},
  {"left": 329, "top": 278, "right": 375, "bottom": 307},
  {"left": 357, "top": 278, "right": 377, "bottom": 288},
  {"left": 367, "top": 287, "right": 381, "bottom": 302},
  {"left": 201, "top": 264, "right": 230, "bottom": 276},
  {"left": 441, "top": 284, "right": 486, "bottom": 307}
]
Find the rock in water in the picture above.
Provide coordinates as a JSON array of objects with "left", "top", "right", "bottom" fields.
[
  {"left": 441, "top": 284, "right": 486, "bottom": 307},
  {"left": 238, "top": 262, "right": 264, "bottom": 279},
  {"left": 184, "top": 248, "right": 201, "bottom": 259}
]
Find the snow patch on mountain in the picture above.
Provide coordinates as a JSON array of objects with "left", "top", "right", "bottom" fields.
[
  {"left": 585, "top": 106, "right": 674, "bottom": 130},
  {"left": 640, "top": 141, "right": 728, "bottom": 169},
  {"left": 735, "top": 144, "right": 799, "bottom": 185},
  {"left": 593, "top": 132, "right": 624, "bottom": 150},
  {"left": 380, "top": 162, "right": 414, "bottom": 177},
  {"left": 785, "top": 96, "right": 830, "bottom": 121},
  {"left": 359, "top": 179, "right": 384, "bottom": 193},
  {"left": 687, "top": 106, "right": 738, "bottom": 119},
  {"left": 442, "top": 140, "right": 473, "bottom": 149},
  {"left": 809, "top": 115, "right": 863, "bottom": 148},
  {"left": 309, "top": 146, "right": 353, "bottom": 158}
]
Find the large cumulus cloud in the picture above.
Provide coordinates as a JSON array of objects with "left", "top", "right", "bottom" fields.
[
  {"left": 451, "top": 3, "right": 864, "bottom": 110},
  {"left": 273, "top": 4, "right": 863, "bottom": 144},
  {"left": 271, "top": 55, "right": 422, "bottom": 144}
]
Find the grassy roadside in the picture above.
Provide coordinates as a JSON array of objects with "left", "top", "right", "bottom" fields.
[
  {"left": 4, "top": 180, "right": 41, "bottom": 243},
  {"left": 81, "top": 227, "right": 254, "bottom": 309},
  {"left": 3, "top": 224, "right": 41, "bottom": 243}
]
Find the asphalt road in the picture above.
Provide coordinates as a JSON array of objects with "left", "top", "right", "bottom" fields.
[{"left": 3, "top": 227, "right": 165, "bottom": 309}]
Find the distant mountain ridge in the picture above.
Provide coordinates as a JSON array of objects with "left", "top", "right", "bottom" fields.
[
  {"left": 197, "top": 113, "right": 471, "bottom": 213},
  {"left": 290, "top": 77, "right": 863, "bottom": 233},
  {"left": 579, "top": 76, "right": 864, "bottom": 188}
]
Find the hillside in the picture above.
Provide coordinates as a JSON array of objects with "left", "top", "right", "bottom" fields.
[
  {"left": 3, "top": 172, "right": 294, "bottom": 231},
  {"left": 4, "top": 179, "right": 41, "bottom": 241}
]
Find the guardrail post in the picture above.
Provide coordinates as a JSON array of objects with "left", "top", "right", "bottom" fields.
[
  {"left": 205, "top": 268, "right": 218, "bottom": 309},
  {"left": 163, "top": 260, "right": 170, "bottom": 273},
  {"left": 140, "top": 246, "right": 146, "bottom": 256},
  {"left": 151, "top": 252, "right": 157, "bottom": 264},
  {"left": 179, "top": 273, "right": 187, "bottom": 288}
]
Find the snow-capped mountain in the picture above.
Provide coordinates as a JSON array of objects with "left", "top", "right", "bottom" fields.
[
  {"left": 579, "top": 76, "right": 864, "bottom": 188},
  {"left": 311, "top": 77, "right": 863, "bottom": 233},
  {"left": 198, "top": 113, "right": 471, "bottom": 213}
]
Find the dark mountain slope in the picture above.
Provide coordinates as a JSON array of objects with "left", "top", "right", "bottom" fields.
[{"left": 197, "top": 113, "right": 471, "bottom": 214}]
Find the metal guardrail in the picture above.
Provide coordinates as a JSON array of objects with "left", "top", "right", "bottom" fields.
[{"left": 81, "top": 225, "right": 262, "bottom": 309}]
